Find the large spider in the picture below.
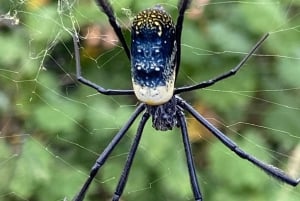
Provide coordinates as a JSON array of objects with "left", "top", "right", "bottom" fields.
[{"left": 72, "top": 0, "right": 300, "bottom": 200}]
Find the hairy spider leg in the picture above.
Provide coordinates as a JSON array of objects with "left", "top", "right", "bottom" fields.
[
  {"left": 73, "top": 35, "right": 134, "bottom": 95},
  {"left": 73, "top": 104, "right": 146, "bottom": 201},
  {"left": 179, "top": 98, "right": 300, "bottom": 186},
  {"left": 175, "top": 33, "right": 269, "bottom": 94},
  {"left": 177, "top": 108, "right": 203, "bottom": 201},
  {"left": 112, "top": 112, "right": 150, "bottom": 201}
]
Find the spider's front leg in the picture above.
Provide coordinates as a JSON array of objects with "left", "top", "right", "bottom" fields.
[
  {"left": 73, "top": 104, "right": 146, "bottom": 201},
  {"left": 179, "top": 98, "right": 300, "bottom": 187},
  {"left": 177, "top": 108, "right": 203, "bottom": 201},
  {"left": 111, "top": 112, "right": 149, "bottom": 201}
]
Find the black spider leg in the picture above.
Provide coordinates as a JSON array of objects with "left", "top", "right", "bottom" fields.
[
  {"left": 112, "top": 112, "right": 150, "bottom": 201},
  {"left": 73, "top": 104, "right": 145, "bottom": 201},
  {"left": 175, "top": 0, "right": 191, "bottom": 77},
  {"left": 178, "top": 98, "right": 300, "bottom": 186},
  {"left": 177, "top": 108, "right": 203, "bottom": 201},
  {"left": 73, "top": 35, "right": 134, "bottom": 95},
  {"left": 175, "top": 33, "right": 270, "bottom": 94},
  {"left": 95, "top": 0, "right": 131, "bottom": 59}
]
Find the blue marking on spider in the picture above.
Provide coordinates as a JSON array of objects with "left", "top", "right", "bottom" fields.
[{"left": 131, "top": 6, "right": 177, "bottom": 105}]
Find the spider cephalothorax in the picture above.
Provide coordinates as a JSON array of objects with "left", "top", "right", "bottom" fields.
[{"left": 146, "top": 96, "right": 179, "bottom": 131}]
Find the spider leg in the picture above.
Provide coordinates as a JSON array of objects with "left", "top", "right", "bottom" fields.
[
  {"left": 175, "top": 33, "right": 269, "bottom": 94},
  {"left": 73, "top": 104, "right": 145, "bottom": 201},
  {"left": 179, "top": 98, "right": 300, "bottom": 186},
  {"left": 73, "top": 35, "right": 134, "bottom": 96},
  {"left": 177, "top": 108, "right": 203, "bottom": 201},
  {"left": 95, "top": 0, "right": 131, "bottom": 59},
  {"left": 175, "top": 0, "right": 191, "bottom": 76},
  {"left": 112, "top": 112, "right": 150, "bottom": 201}
]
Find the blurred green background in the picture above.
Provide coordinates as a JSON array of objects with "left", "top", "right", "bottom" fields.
[{"left": 1, "top": 0, "right": 300, "bottom": 201}]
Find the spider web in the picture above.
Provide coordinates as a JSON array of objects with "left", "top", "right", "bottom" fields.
[{"left": 0, "top": 0, "right": 300, "bottom": 201}]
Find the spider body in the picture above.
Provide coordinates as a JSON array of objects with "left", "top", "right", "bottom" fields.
[
  {"left": 72, "top": 0, "right": 299, "bottom": 200},
  {"left": 146, "top": 96, "right": 179, "bottom": 131},
  {"left": 131, "top": 7, "right": 177, "bottom": 105}
]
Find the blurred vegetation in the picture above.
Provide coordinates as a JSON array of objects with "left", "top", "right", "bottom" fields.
[{"left": 1, "top": 0, "right": 300, "bottom": 201}]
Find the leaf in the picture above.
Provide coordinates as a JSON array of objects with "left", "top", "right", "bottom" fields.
[
  {"left": 8, "top": 138, "right": 52, "bottom": 198},
  {"left": 239, "top": 1, "right": 286, "bottom": 33}
]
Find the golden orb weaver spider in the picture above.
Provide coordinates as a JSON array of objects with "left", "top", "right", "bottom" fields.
[{"left": 72, "top": 0, "right": 300, "bottom": 200}]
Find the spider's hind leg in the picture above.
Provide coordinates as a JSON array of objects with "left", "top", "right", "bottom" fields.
[
  {"left": 175, "top": 0, "right": 192, "bottom": 75},
  {"left": 95, "top": 0, "right": 130, "bottom": 59}
]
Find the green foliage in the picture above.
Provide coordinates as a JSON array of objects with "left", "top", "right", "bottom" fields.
[{"left": 1, "top": 1, "right": 300, "bottom": 201}]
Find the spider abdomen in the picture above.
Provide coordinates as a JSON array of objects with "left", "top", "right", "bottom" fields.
[{"left": 131, "top": 6, "right": 177, "bottom": 105}]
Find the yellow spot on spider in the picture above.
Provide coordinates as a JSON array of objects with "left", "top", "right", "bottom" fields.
[{"left": 132, "top": 7, "right": 175, "bottom": 36}]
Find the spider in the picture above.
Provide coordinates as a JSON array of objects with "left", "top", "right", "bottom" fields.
[{"left": 72, "top": 0, "right": 300, "bottom": 200}]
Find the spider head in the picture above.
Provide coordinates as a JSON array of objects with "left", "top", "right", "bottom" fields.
[{"left": 131, "top": 6, "right": 177, "bottom": 105}]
